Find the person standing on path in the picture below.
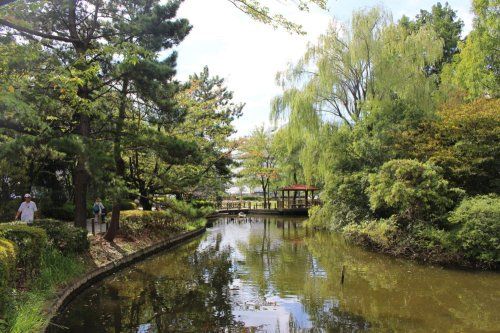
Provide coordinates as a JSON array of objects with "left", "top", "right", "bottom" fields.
[
  {"left": 15, "top": 193, "right": 38, "bottom": 225},
  {"left": 93, "top": 197, "right": 105, "bottom": 224}
]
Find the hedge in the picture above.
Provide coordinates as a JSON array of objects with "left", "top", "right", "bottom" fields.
[
  {"left": 0, "top": 224, "right": 48, "bottom": 281},
  {"left": 120, "top": 210, "right": 184, "bottom": 237},
  {"left": 34, "top": 219, "right": 89, "bottom": 254},
  {"left": 0, "top": 237, "right": 16, "bottom": 315},
  {"left": 41, "top": 203, "right": 75, "bottom": 221}
]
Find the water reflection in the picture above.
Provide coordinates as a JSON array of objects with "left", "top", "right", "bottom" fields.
[{"left": 50, "top": 217, "right": 500, "bottom": 333}]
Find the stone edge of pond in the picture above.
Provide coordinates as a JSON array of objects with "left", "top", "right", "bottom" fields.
[{"left": 41, "top": 227, "right": 206, "bottom": 333}]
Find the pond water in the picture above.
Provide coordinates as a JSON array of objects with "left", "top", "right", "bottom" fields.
[{"left": 49, "top": 216, "right": 500, "bottom": 333}]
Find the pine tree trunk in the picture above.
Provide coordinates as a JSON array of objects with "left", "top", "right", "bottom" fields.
[
  {"left": 105, "top": 79, "right": 128, "bottom": 242},
  {"left": 74, "top": 113, "right": 90, "bottom": 229},
  {"left": 140, "top": 195, "right": 152, "bottom": 211}
]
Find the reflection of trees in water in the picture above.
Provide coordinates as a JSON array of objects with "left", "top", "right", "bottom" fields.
[
  {"left": 51, "top": 240, "right": 243, "bottom": 333},
  {"left": 237, "top": 218, "right": 372, "bottom": 332},
  {"left": 304, "top": 232, "right": 500, "bottom": 332},
  {"left": 52, "top": 219, "right": 500, "bottom": 333}
]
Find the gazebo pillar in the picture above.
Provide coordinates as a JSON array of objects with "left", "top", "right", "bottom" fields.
[{"left": 305, "top": 189, "right": 309, "bottom": 207}]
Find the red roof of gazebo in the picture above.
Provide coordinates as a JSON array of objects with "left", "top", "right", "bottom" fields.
[{"left": 280, "top": 184, "right": 319, "bottom": 191}]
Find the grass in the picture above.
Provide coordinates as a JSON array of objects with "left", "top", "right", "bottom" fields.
[
  {"left": 185, "top": 218, "right": 207, "bottom": 231},
  {"left": 6, "top": 249, "right": 87, "bottom": 333}
]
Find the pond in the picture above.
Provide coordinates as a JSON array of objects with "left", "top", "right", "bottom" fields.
[{"left": 49, "top": 216, "right": 500, "bottom": 333}]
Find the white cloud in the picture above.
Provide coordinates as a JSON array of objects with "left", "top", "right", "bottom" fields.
[{"left": 174, "top": 0, "right": 331, "bottom": 136}]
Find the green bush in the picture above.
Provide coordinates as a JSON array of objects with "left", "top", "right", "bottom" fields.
[
  {"left": 119, "top": 200, "right": 137, "bottom": 211},
  {"left": 368, "top": 159, "right": 464, "bottom": 225},
  {"left": 0, "top": 200, "right": 22, "bottom": 223},
  {"left": 34, "top": 219, "right": 89, "bottom": 254},
  {"left": 0, "top": 224, "right": 48, "bottom": 280},
  {"left": 449, "top": 195, "right": 500, "bottom": 266},
  {"left": 0, "top": 237, "right": 16, "bottom": 315},
  {"left": 120, "top": 210, "right": 184, "bottom": 237},
  {"left": 41, "top": 203, "right": 75, "bottom": 221},
  {"left": 308, "top": 172, "right": 371, "bottom": 230},
  {"left": 344, "top": 217, "right": 398, "bottom": 249},
  {"left": 190, "top": 200, "right": 215, "bottom": 209}
]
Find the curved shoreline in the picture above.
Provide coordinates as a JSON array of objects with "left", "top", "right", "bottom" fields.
[{"left": 42, "top": 227, "right": 206, "bottom": 333}]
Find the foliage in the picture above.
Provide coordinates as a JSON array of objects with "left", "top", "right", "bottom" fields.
[
  {"left": 308, "top": 171, "right": 370, "bottom": 230},
  {"left": 395, "top": 98, "right": 500, "bottom": 194},
  {"left": 34, "top": 219, "right": 89, "bottom": 255},
  {"left": 449, "top": 195, "right": 500, "bottom": 266},
  {"left": 0, "top": 224, "right": 47, "bottom": 281},
  {"left": 0, "top": 200, "right": 21, "bottom": 222},
  {"left": 441, "top": 0, "right": 499, "bottom": 99},
  {"left": 41, "top": 203, "right": 75, "bottom": 222},
  {"left": 368, "top": 159, "right": 463, "bottom": 225},
  {"left": 399, "top": 2, "right": 463, "bottom": 73},
  {"left": 6, "top": 248, "right": 86, "bottom": 333},
  {"left": 272, "top": 7, "right": 442, "bottom": 130},
  {"left": 228, "top": 0, "right": 327, "bottom": 34},
  {"left": 0, "top": 0, "right": 240, "bottom": 231},
  {"left": 433, "top": 99, "right": 500, "bottom": 194},
  {"left": 238, "top": 126, "right": 278, "bottom": 207},
  {"left": 119, "top": 201, "right": 211, "bottom": 238},
  {"left": 344, "top": 217, "right": 398, "bottom": 249},
  {"left": 119, "top": 200, "right": 137, "bottom": 211},
  {"left": 0, "top": 237, "right": 16, "bottom": 316}
]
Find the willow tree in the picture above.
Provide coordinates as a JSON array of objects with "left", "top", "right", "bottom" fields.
[{"left": 271, "top": 7, "right": 443, "bottom": 131}]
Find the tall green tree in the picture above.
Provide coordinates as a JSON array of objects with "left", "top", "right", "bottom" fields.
[
  {"left": 0, "top": 0, "right": 191, "bottom": 228},
  {"left": 399, "top": 2, "right": 463, "bottom": 74},
  {"left": 238, "top": 127, "right": 278, "bottom": 208},
  {"left": 441, "top": 0, "right": 499, "bottom": 99}
]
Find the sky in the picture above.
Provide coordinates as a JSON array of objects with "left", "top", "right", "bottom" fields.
[{"left": 173, "top": 0, "right": 474, "bottom": 137}]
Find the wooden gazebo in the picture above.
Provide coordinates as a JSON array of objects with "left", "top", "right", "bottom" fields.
[{"left": 278, "top": 184, "right": 319, "bottom": 209}]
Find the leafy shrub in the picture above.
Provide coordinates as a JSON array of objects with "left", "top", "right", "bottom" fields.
[
  {"left": 41, "top": 203, "right": 75, "bottom": 221},
  {"left": 120, "top": 210, "right": 184, "bottom": 238},
  {"left": 0, "top": 238, "right": 16, "bottom": 315},
  {"left": 190, "top": 200, "right": 215, "bottom": 209},
  {"left": 368, "top": 159, "right": 464, "bottom": 225},
  {"left": 0, "top": 200, "right": 22, "bottom": 223},
  {"left": 119, "top": 200, "right": 137, "bottom": 211},
  {"left": 344, "top": 217, "right": 398, "bottom": 249},
  {"left": 449, "top": 195, "right": 500, "bottom": 266},
  {"left": 310, "top": 172, "right": 371, "bottom": 230},
  {"left": 165, "top": 199, "right": 214, "bottom": 219},
  {"left": 34, "top": 219, "right": 89, "bottom": 254},
  {"left": 0, "top": 224, "right": 48, "bottom": 280}
]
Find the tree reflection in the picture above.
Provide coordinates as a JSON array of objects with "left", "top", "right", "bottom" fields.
[{"left": 50, "top": 240, "right": 242, "bottom": 333}]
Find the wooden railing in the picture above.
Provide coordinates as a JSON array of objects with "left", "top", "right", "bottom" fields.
[{"left": 217, "top": 199, "right": 320, "bottom": 211}]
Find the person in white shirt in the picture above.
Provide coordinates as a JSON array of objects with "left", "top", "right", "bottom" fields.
[{"left": 15, "top": 194, "right": 38, "bottom": 225}]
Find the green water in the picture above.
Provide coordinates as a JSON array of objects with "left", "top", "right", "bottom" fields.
[{"left": 49, "top": 216, "right": 500, "bottom": 332}]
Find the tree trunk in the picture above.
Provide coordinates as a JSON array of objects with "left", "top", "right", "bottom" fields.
[
  {"left": 140, "top": 194, "right": 152, "bottom": 211},
  {"left": 262, "top": 185, "right": 267, "bottom": 209},
  {"left": 105, "top": 79, "right": 128, "bottom": 242},
  {"left": 74, "top": 113, "right": 90, "bottom": 229}
]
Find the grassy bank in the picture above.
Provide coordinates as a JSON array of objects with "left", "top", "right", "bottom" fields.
[
  {"left": 5, "top": 249, "right": 87, "bottom": 333},
  {"left": 1, "top": 200, "right": 212, "bottom": 333}
]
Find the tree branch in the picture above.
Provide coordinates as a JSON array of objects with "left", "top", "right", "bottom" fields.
[{"left": 0, "top": 18, "right": 79, "bottom": 43}]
